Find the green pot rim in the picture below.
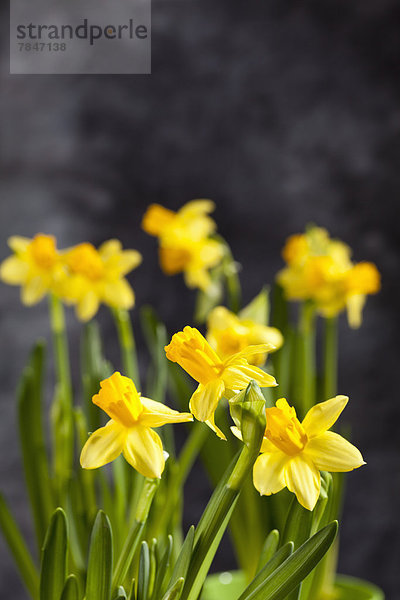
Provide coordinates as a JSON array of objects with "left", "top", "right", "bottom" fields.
[
  {"left": 334, "top": 574, "right": 385, "bottom": 600},
  {"left": 202, "top": 571, "right": 385, "bottom": 600}
]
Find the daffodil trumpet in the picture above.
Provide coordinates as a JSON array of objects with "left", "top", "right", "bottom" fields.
[
  {"left": 80, "top": 372, "right": 193, "bottom": 478},
  {"left": 165, "top": 326, "right": 277, "bottom": 439},
  {"left": 233, "top": 395, "right": 365, "bottom": 511}
]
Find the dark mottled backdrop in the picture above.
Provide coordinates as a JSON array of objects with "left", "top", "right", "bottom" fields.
[{"left": 1, "top": 0, "right": 399, "bottom": 597}]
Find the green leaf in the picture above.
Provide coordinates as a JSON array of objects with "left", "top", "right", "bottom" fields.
[
  {"left": 81, "top": 321, "right": 112, "bottom": 432},
  {"left": 60, "top": 575, "right": 79, "bottom": 600},
  {"left": 281, "top": 497, "right": 313, "bottom": 550},
  {"left": 40, "top": 508, "right": 68, "bottom": 600},
  {"left": 148, "top": 539, "right": 157, "bottom": 599},
  {"left": 128, "top": 579, "right": 136, "bottom": 600},
  {"left": 182, "top": 395, "right": 264, "bottom": 600},
  {"left": 140, "top": 306, "right": 168, "bottom": 403},
  {"left": 239, "top": 286, "right": 270, "bottom": 325},
  {"left": 151, "top": 536, "right": 173, "bottom": 600},
  {"left": 0, "top": 492, "right": 39, "bottom": 598},
  {"left": 114, "top": 586, "right": 128, "bottom": 599},
  {"left": 18, "top": 341, "right": 54, "bottom": 550},
  {"left": 113, "top": 478, "right": 159, "bottom": 590},
  {"left": 161, "top": 577, "right": 185, "bottom": 600},
  {"left": 137, "top": 541, "right": 150, "bottom": 600},
  {"left": 257, "top": 529, "right": 280, "bottom": 572},
  {"left": 86, "top": 511, "right": 113, "bottom": 600},
  {"left": 238, "top": 542, "right": 294, "bottom": 600},
  {"left": 167, "top": 526, "right": 194, "bottom": 590},
  {"left": 238, "top": 521, "right": 338, "bottom": 600}
]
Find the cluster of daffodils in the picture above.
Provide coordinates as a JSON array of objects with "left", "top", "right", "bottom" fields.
[
  {"left": 277, "top": 226, "right": 380, "bottom": 327},
  {"left": 82, "top": 325, "right": 364, "bottom": 511},
  {"left": 142, "top": 200, "right": 225, "bottom": 290},
  {"left": 0, "top": 213, "right": 378, "bottom": 513},
  {"left": 0, "top": 234, "right": 141, "bottom": 321}
]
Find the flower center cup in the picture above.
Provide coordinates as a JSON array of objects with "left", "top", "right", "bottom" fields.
[
  {"left": 30, "top": 234, "right": 58, "bottom": 269},
  {"left": 265, "top": 401, "right": 308, "bottom": 455},
  {"left": 67, "top": 243, "right": 104, "bottom": 280}
]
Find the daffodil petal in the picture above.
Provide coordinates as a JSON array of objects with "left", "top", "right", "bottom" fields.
[
  {"left": 304, "top": 431, "right": 365, "bottom": 472},
  {"left": 77, "top": 291, "right": 100, "bottom": 321},
  {"left": 346, "top": 294, "right": 365, "bottom": 329},
  {"left": 119, "top": 250, "right": 142, "bottom": 275},
  {"left": 184, "top": 268, "right": 210, "bottom": 291},
  {"left": 103, "top": 279, "right": 134, "bottom": 309},
  {"left": 189, "top": 379, "right": 225, "bottom": 423},
  {"left": 205, "top": 413, "right": 226, "bottom": 440},
  {"left": 21, "top": 277, "right": 47, "bottom": 305},
  {"left": 98, "top": 239, "right": 122, "bottom": 257},
  {"left": 302, "top": 395, "right": 348, "bottom": 438},
  {"left": 284, "top": 455, "right": 321, "bottom": 511},
  {"left": 123, "top": 426, "right": 165, "bottom": 478},
  {"left": 230, "top": 426, "right": 242, "bottom": 441},
  {"left": 225, "top": 344, "right": 276, "bottom": 363},
  {"left": 139, "top": 397, "right": 193, "bottom": 427},
  {"left": 8, "top": 236, "right": 31, "bottom": 253},
  {"left": 232, "top": 426, "right": 279, "bottom": 453},
  {"left": 0, "top": 256, "right": 28, "bottom": 284},
  {"left": 260, "top": 436, "right": 281, "bottom": 453},
  {"left": 253, "top": 452, "right": 288, "bottom": 496},
  {"left": 223, "top": 363, "right": 277, "bottom": 390},
  {"left": 80, "top": 420, "right": 126, "bottom": 469}
]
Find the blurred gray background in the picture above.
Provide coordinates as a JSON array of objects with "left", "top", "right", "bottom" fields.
[{"left": 1, "top": 0, "right": 400, "bottom": 597}]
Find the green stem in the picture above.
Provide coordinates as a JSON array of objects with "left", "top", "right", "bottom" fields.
[
  {"left": 296, "top": 302, "right": 316, "bottom": 417},
  {"left": 111, "top": 308, "right": 140, "bottom": 385},
  {"left": 49, "top": 294, "right": 74, "bottom": 501},
  {"left": 181, "top": 442, "right": 262, "bottom": 600},
  {"left": 322, "top": 317, "right": 338, "bottom": 399},
  {"left": 49, "top": 294, "right": 72, "bottom": 406},
  {"left": 112, "top": 478, "right": 159, "bottom": 590}
]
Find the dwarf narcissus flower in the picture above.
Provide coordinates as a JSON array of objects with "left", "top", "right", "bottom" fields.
[
  {"left": 232, "top": 396, "right": 365, "bottom": 510},
  {"left": 277, "top": 226, "right": 380, "bottom": 328},
  {"left": 0, "top": 234, "right": 64, "bottom": 304},
  {"left": 80, "top": 372, "right": 192, "bottom": 478},
  {"left": 60, "top": 240, "right": 142, "bottom": 321},
  {"left": 142, "top": 200, "right": 224, "bottom": 291},
  {"left": 164, "top": 326, "right": 277, "bottom": 439},
  {"left": 207, "top": 306, "right": 283, "bottom": 367}
]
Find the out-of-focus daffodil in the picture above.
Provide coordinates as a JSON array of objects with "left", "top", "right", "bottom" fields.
[
  {"left": 80, "top": 372, "right": 192, "bottom": 478},
  {"left": 165, "top": 326, "right": 277, "bottom": 439},
  {"left": 233, "top": 396, "right": 364, "bottom": 510},
  {"left": 61, "top": 240, "right": 142, "bottom": 321},
  {"left": 207, "top": 306, "right": 283, "bottom": 366},
  {"left": 142, "top": 200, "right": 225, "bottom": 291},
  {"left": 0, "top": 234, "right": 64, "bottom": 304},
  {"left": 277, "top": 226, "right": 380, "bottom": 327}
]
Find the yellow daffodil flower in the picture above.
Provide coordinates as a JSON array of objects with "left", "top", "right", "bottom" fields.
[
  {"left": 233, "top": 396, "right": 364, "bottom": 510},
  {"left": 277, "top": 226, "right": 380, "bottom": 327},
  {"left": 207, "top": 306, "right": 283, "bottom": 366},
  {"left": 142, "top": 200, "right": 225, "bottom": 291},
  {"left": 80, "top": 372, "right": 193, "bottom": 478},
  {"left": 165, "top": 326, "right": 277, "bottom": 439},
  {"left": 0, "top": 234, "right": 64, "bottom": 304},
  {"left": 61, "top": 240, "right": 142, "bottom": 321}
]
